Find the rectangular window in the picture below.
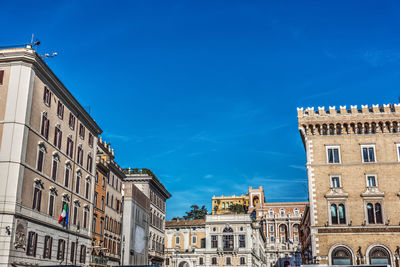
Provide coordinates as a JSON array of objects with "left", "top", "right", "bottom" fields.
[
  {"left": 57, "top": 239, "right": 65, "bottom": 260},
  {"left": 226, "top": 257, "right": 231, "bottom": 265},
  {"left": 79, "top": 123, "right": 85, "bottom": 140},
  {"left": 201, "top": 238, "right": 206, "bottom": 248},
  {"left": 367, "top": 175, "right": 377, "bottom": 187},
  {"left": 57, "top": 100, "right": 64, "bottom": 119},
  {"left": 83, "top": 209, "right": 88, "bottom": 229},
  {"left": 69, "top": 113, "right": 75, "bottom": 130},
  {"left": 199, "top": 257, "right": 204, "bottom": 265},
  {"left": 270, "top": 225, "right": 274, "bottom": 231},
  {"left": 239, "top": 234, "right": 246, "bottom": 248},
  {"left": 92, "top": 217, "right": 97, "bottom": 234},
  {"left": 211, "top": 235, "right": 218, "bottom": 248},
  {"left": 26, "top": 231, "right": 38, "bottom": 256},
  {"left": 48, "top": 194, "right": 54, "bottom": 216},
  {"left": 87, "top": 154, "right": 92, "bottom": 172},
  {"left": 54, "top": 127, "right": 62, "bottom": 149},
  {"left": 85, "top": 180, "right": 90, "bottom": 199},
  {"left": 66, "top": 137, "right": 74, "bottom": 158},
  {"left": 76, "top": 174, "right": 80, "bottom": 194},
  {"left": 41, "top": 113, "right": 50, "bottom": 139},
  {"left": 94, "top": 192, "right": 98, "bottom": 208},
  {"left": 327, "top": 146, "right": 340, "bottom": 163},
  {"left": 32, "top": 187, "right": 42, "bottom": 211},
  {"left": 73, "top": 205, "right": 78, "bottom": 225},
  {"left": 77, "top": 146, "right": 83, "bottom": 165},
  {"left": 37, "top": 148, "right": 45, "bottom": 172},
  {"left": 79, "top": 245, "right": 86, "bottom": 263},
  {"left": 89, "top": 133, "right": 93, "bottom": 147},
  {"left": 192, "top": 235, "right": 197, "bottom": 244},
  {"left": 362, "top": 145, "right": 376, "bottom": 162},
  {"left": 52, "top": 158, "right": 58, "bottom": 180},
  {"left": 64, "top": 166, "right": 70, "bottom": 187},
  {"left": 43, "top": 236, "right": 52, "bottom": 259},
  {"left": 270, "top": 236, "right": 274, "bottom": 242},
  {"left": 100, "top": 219, "right": 103, "bottom": 234},
  {"left": 331, "top": 176, "right": 341, "bottom": 188},
  {"left": 0, "top": 70, "right": 4, "bottom": 85},
  {"left": 212, "top": 257, "right": 217, "bottom": 265},
  {"left": 43, "top": 86, "right": 51, "bottom": 106},
  {"left": 70, "top": 241, "right": 76, "bottom": 262}
]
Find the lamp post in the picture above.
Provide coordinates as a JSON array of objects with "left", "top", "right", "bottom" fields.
[{"left": 74, "top": 224, "right": 80, "bottom": 266}]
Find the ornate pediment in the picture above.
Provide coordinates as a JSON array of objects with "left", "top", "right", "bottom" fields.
[
  {"left": 361, "top": 187, "right": 384, "bottom": 198},
  {"left": 325, "top": 187, "right": 348, "bottom": 199}
]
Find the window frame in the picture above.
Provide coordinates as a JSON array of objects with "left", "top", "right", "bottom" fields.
[
  {"left": 57, "top": 100, "right": 64, "bottom": 119},
  {"left": 326, "top": 145, "right": 341, "bottom": 164},
  {"left": 48, "top": 192, "right": 55, "bottom": 217},
  {"left": 330, "top": 175, "right": 342, "bottom": 188},
  {"left": 43, "top": 86, "right": 51, "bottom": 107},
  {"left": 361, "top": 144, "right": 376, "bottom": 163},
  {"left": 366, "top": 174, "right": 378, "bottom": 188},
  {"left": 328, "top": 201, "right": 348, "bottom": 226}
]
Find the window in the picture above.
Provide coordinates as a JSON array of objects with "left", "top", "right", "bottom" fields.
[
  {"left": 26, "top": 231, "right": 38, "bottom": 256},
  {"left": 77, "top": 145, "right": 83, "bottom": 166},
  {"left": 40, "top": 112, "right": 50, "bottom": 139},
  {"left": 101, "top": 196, "right": 104, "bottom": 210},
  {"left": 93, "top": 192, "right": 98, "bottom": 208},
  {"left": 51, "top": 155, "right": 59, "bottom": 180},
  {"left": 331, "top": 176, "right": 341, "bottom": 188},
  {"left": 367, "top": 175, "right": 377, "bottom": 187},
  {"left": 362, "top": 145, "right": 376, "bottom": 162},
  {"left": 76, "top": 172, "right": 81, "bottom": 194},
  {"left": 293, "top": 225, "right": 298, "bottom": 232},
  {"left": 211, "top": 235, "right": 218, "bottom": 248},
  {"left": 201, "top": 238, "right": 206, "bottom": 248},
  {"left": 48, "top": 193, "right": 55, "bottom": 217},
  {"left": 89, "top": 133, "right": 93, "bottom": 147},
  {"left": 69, "top": 113, "right": 75, "bottom": 130},
  {"left": 239, "top": 234, "right": 245, "bottom": 248},
  {"left": 66, "top": 136, "right": 74, "bottom": 158},
  {"left": 54, "top": 126, "right": 62, "bottom": 149},
  {"left": 223, "top": 227, "right": 234, "bottom": 251},
  {"left": 57, "top": 239, "right": 65, "bottom": 260},
  {"left": 87, "top": 153, "right": 93, "bottom": 172},
  {"left": 199, "top": 257, "right": 204, "bottom": 265},
  {"left": 192, "top": 235, "right": 197, "bottom": 244},
  {"left": 100, "top": 219, "right": 103, "bottom": 234},
  {"left": 73, "top": 204, "right": 78, "bottom": 225},
  {"left": 294, "top": 208, "right": 299, "bottom": 216},
  {"left": 281, "top": 236, "right": 285, "bottom": 243},
  {"left": 43, "top": 236, "right": 52, "bottom": 259},
  {"left": 36, "top": 143, "right": 46, "bottom": 172},
  {"left": 0, "top": 70, "right": 4, "bottom": 85},
  {"left": 106, "top": 192, "right": 109, "bottom": 205},
  {"left": 366, "top": 202, "right": 383, "bottom": 224},
  {"left": 102, "top": 177, "right": 105, "bottom": 188},
  {"left": 92, "top": 217, "right": 97, "bottom": 234},
  {"left": 83, "top": 208, "right": 88, "bottom": 229},
  {"left": 240, "top": 257, "right": 246, "bottom": 265},
  {"left": 327, "top": 146, "right": 340, "bottom": 163},
  {"left": 226, "top": 257, "right": 232, "bottom": 265},
  {"left": 175, "top": 236, "right": 180, "bottom": 244},
  {"left": 331, "top": 247, "right": 352, "bottom": 265},
  {"left": 396, "top": 144, "right": 400, "bottom": 161},
  {"left": 270, "top": 236, "right": 274, "bottom": 242},
  {"left": 280, "top": 209, "right": 285, "bottom": 216},
  {"left": 369, "top": 247, "right": 391, "bottom": 265},
  {"left": 270, "top": 225, "right": 274, "bottom": 231},
  {"left": 79, "top": 245, "right": 86, "bottom": 263},
  {"left": 57, "top": 100, "right": 64, "bottom": 119},
  {"left": 43, "top": 86, "right": 51, "bottom": 106},
  {"left": 330, "top": 203, "right": 346, "bottom": 224},
  {"left": 79, "top": 123, "right": 85, "bottom": 139},
  {"left": 211, "top": 257, "right": 217, "bottom": 265},
  {"left": 85, "top": 179, "right": 90, "bottom": 199},
  {"left": 32, "top": 186, "right": 42, "bottom": 211},
  {"left": 64, "top": 163, "right": 71, "bottom": 188},
  {"left": 70, "top": 241, "right": 76, "bottom": 262}
]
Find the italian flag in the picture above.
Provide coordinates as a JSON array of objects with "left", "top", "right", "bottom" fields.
[{"left": 58, "top": 204, "right": 69, "bottom": 227}]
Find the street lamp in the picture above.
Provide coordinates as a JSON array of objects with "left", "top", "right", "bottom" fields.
[{"left": 75, "top": 224, "right": 80, "bottom": 266}]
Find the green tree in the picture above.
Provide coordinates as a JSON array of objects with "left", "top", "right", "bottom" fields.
[
  {"left": 183, "top": 205, "right": 208, "bottom": 220},
  {"left": 229, "top": 204, "right": 247, "bottom": 214}
]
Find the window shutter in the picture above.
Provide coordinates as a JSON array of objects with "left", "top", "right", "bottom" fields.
[
  {"left": 33, "top": 233, "right": 37, "bottom": 257},
  {"left": 0, "top": 70, "right": 4, "bottom": 85},
  {"left": 37, "top": 190, "right": 42, "bottom": 211}
]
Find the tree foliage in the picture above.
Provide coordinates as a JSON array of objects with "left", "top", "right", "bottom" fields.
[
  {"left": 183, "top": 205, "right": 208, "bottom": 220},
  {"left": 229, "top": 204, "right": 247, "bottom": 214}
]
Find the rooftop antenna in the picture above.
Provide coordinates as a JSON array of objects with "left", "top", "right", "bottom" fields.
[{"left": 0, "top": 34, "right": 40, "bottom": 49}]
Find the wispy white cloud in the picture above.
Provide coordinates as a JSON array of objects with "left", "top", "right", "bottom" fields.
[
  {"left": 204, "top": 174, "right": 214, "bottom": 179},
  {"left": 289, "top": 164, "right": 306, "bottom": 171}
]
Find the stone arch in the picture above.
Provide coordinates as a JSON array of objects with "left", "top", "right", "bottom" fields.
[
  {"left": 328, "top": 243, "right": 356, "bottom": 265},
  {"left": 366, "top": 243, "right": 393, "bottom": 265},
  {"left": 178, "top": 260, "right": 191, "bottom": 267}
]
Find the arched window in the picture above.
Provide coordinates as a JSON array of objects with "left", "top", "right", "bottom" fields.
[
  {"left": 331, "top": 204, "right": 338, "bottom": 224},
  {"left": 331, "top": 247, "right": 352, "bottom": 265},
  {"left": 338, "top": 204, "right": 346, "bottom": 224},
  {"left": 369, "top": 247, "right": 391, "bottom": 265},
  {"left": 375, "top": 203, "right": 383, "bottom": 224},
  {"left": 367, "top": 203, "right": 374, "bottom": 223}
]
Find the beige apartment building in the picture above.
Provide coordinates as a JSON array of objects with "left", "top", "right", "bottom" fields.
[
  {"left": 0, "top": 47, "right": 101, "bottom": 266},
  {"left": 97, "top": 139, "right": 125, "bottom": 266},
  {"left": 124, "top": 168, "right": 171, "bottom": 266},
  {"left": 298, "top": 104, "right": 400, "bottom": 266},
  {"left": 165, "top": 214, "right": 267, "bottom": 267}
]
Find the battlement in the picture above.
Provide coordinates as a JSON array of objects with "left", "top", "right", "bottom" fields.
[{"left": 297, "top": 103, "right": 400, "bottom": 117}]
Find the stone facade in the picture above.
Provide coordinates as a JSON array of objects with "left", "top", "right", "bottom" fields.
[
  {"left": 165, "top": 214, "right": 267, "bottom": 267},
  {"left": 0, "top": 47, "right": 101, "bottom": 266},
  {"left": 121, "top": 182, "right": 150, "bottom": 265},
  {"left": 124, "top": 168, "right": 171, "bottom": 266},
  {"left": 298, "top": 104, "right": 400, "bottom": 266}
]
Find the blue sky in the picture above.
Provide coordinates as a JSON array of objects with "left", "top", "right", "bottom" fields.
[{"left": 2, "top": 0, "right": 400, "bottom": 219}]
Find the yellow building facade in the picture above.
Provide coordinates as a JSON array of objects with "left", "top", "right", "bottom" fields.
[{"left": 211, "top": 195, "right": 249, "bottom": 215}]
